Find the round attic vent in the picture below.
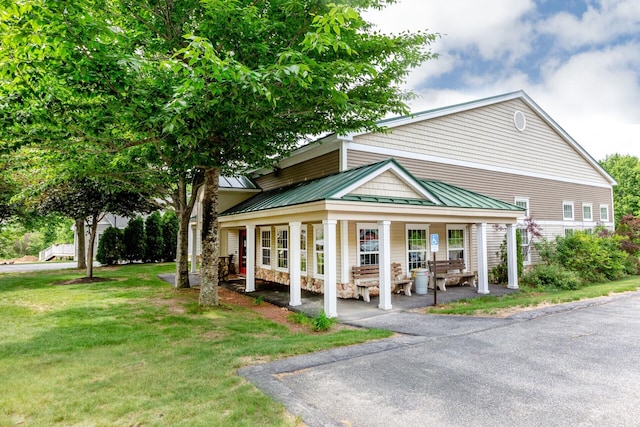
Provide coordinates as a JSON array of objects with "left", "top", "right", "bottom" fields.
[{"left": 513, "top": 110, "right": 527, "bottom": 132}]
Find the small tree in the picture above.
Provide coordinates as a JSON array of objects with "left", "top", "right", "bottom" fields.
[
  {"left": 144, "top": 212, "right": 164, "bottom": 263},
  {"left": 162, "top": 211, "right": 179, "bottom": 262},
  {"left": 96, "top": 226, "right": 123, "bottom": 265},
  {"left": 123, "top": 216, "right": 146, "bottom": 263}
]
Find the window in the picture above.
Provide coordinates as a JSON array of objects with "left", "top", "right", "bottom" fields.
[
  {"left": 276, "top": 226, "right": 288, "bottom": 271},
  {"left": 563, "top": 202, "right": 574, "bottom": 220},
  {"left": 582, "top": 204, "right": 593, "bottom": 221},
  {"left": 406, "top": 225, "right": 429, "bottom": 271},
  {"left": 514, "top": 198, "right": 529, "bottom": 217},
  {"left": 519, "top": 228, "right": 531, "bottom": 265},
  {"left": 600, "top": 205, "right": 609, "bottom": 222},
  {"left": 300, "top": 225, "right": 307, "bottom": 274},
  {"left": 260, "top": 228, "right": 271, "bottom": 268},
  {"left": 564, "top": 228, "right": 575, "bottom": 237},
  {"left": 447, "top": 226, "right": 465, "bottom": 261},
  {"left": 313, "top": 225, "right": 324, "bottom": 277},
  {"left": 357, "top": 224, "right": 379, "bottom": 266}
]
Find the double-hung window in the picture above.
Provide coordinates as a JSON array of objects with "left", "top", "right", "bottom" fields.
[
  {"left": 563, "top": 201, "right": 574, "bottom": 221},
  {"left": 447, "top": 226, "right": 465, "bottom": 261},
  {"left": 600, "top": 205, "right": 609, "bottom": 222},
  {"left": 313, "top": 225, "right": 324, "bottom": 277},
  {"left": 260, "top": 228, "right": 272, "bottom": 268},
  {"left": 515, "top": 198, "right": 531, "bottom": 264},
  {"left": 583, "top": 204, "right": 593, "bottom": 221},
  {"left": 276, "top": 226, "right": 288, "bottom": 271},
  {"left": 406, "top": 225, "right": 429, "bottom": 271},
  {"left": 300, "top": 225, "right": 307, "bottom": 274},
  {"left": 357, "top": 224, "right": 379, "bottom": 266}
]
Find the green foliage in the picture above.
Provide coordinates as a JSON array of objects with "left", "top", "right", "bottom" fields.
[
  {"left": 615, "top": 214, "right": 640, "bottom": 256},
  {"left": 161, "top": 210, "right": 179, "bottom": 262},
  {"left": 312, "top": 310, "right": 335, "bottom": 332},
  {"left": 252, "top": 295, "right": 264, "bottom": 306},
  {"left": 96, "top": 226, "right": 124, "bottom": 265},
  {"left": 491, "top": 229, "right": 523, "bottom": 284},
  {"left": 535, "top": 231, "right": 628, "bottom": 283},
  {"left": 521, "top": 264, "right": 582, "bottom": 290},
  {"left": 600, "top": 154, "right": 640, "bottom": 224},
  {"left": 144, "top": 212, "right": 164, "bottom": 263},
  {"left": 123, "top": 216, "right": 146, "bottom": 262}
]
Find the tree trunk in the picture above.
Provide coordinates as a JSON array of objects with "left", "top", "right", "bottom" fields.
[
  {"left": 75, "top": 219, "right": 87, "bottom": 270},
  {"left": 199, "top": 167, "right": 220, "bottom": 306},
  {"left": 85, "top": 214, "right": 100, "bottom": 278},
  {"left": 174, "top": 175, "right": 191, "bottom": 289}
]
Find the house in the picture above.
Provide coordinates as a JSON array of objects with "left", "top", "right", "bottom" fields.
[{"left": 192, "top": 90, "right": 617, "bottom": 317}]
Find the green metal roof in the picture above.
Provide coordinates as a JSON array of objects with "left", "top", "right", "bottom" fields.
[{"left": 221, "top": 159, "right": 523, "bottom": 216}]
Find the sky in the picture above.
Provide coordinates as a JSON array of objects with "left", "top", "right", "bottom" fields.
[{"left": 364, "top": 0, "right": 640, "bottom": 161}]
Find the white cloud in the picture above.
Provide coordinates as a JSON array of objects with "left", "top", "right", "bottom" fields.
[{"left": 538, "top": 0, "right": 640, "bottom": 49}]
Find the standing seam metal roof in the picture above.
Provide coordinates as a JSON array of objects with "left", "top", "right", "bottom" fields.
[{"left": 221, "top": 159, "right": 523, "bottom": 216}]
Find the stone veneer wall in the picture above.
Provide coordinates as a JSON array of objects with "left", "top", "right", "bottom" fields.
[{"left": 255, "top": 268, "right": 371, "bottom": 299}]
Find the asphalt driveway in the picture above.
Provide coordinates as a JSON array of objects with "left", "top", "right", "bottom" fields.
[{"left": 240, "top": 291, "right": 640, "bottom": 426}]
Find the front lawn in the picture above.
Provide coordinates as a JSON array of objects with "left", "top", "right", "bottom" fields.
[
  {"left": 426, "top": 276, "right": 640, "bottom": 316},
  {"left": 0, "top": 263, "right": 390, "bottom": 426}
]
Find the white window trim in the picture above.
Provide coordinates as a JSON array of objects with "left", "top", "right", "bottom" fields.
[
  {"left": 563, "top": 201, "right": 574, "bottom": 221},
  {"left": 600, "top": 204, "right": 610, "bottom": 222},
  {"left": 300, "top": 225, "right": 308, "bottom": 274},
  {"left": 275, "top": 226, "right": 289, "bottom": 272},
  {"left": 356, "top": 223, "right": 380, "bottom": 267},
  {"left": 405, "top": 224, "right": 430, "bottom": 272},
  {"left": 445, "top": 224, "right": 467, "bottom": 265},
  {"left": 312, "top": 224, "right": 324, "bottom": 279},
  {"left": 582, "top": 203, "right": 593, "bottom": 222},
  {"left": 259, "top": 227, "right": 272, "bottom": 269}
]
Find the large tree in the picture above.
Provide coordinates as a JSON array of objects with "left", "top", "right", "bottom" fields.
[
  {"left": 600, "top": 154, "right": 640, "bottom": 225},
  {"left": 1, "top": 0, "right": 437, "bottom": 305}
]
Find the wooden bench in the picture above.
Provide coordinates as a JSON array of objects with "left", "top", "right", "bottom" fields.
[
  {"left": 427, "top": 259, "right": 477, "bottom": 292},
  {"left": 352, "top": 263, "right": 413, "bottom": 303}
]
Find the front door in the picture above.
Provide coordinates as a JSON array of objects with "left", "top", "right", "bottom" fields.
[{"left": 239, "top": 229, "right": 247, "bottom": 275}]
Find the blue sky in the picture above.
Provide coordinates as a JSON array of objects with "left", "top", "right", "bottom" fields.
[{"left": 364, "top": 0, "right": 640, "bottom": 161}]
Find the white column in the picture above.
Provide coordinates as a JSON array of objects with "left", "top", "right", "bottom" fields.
[
  {"left": 340, "top": 220, "right": 350, "bottom": 285},
  {"left": 323, "top": 220, "right": 338, "bottom": 318},
  {"left": 378, "top": 220, "right": 392, "bottom": 310},
  {"left": 289, "top": 222, "right": 302, "bottom": 306},
  {"left": 190, "top": 222, "right": 198, "bottom": 273},
  {"left": 476, "top": 223, "right": 489, "bottom": 294},
  {"left": 506, "top": 224, "right": 519, "bottom": 290},
  {"left": 245, "top": 225, "right": 256, "bottom": 292}
]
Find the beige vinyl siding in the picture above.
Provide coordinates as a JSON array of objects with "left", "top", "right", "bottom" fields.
[
  {"left": 349, "top": 170, "right": 424, "bottom": 198},
  {"left": 347, "top": 151, "right": 612, "bottom": 222},
  {"left": 354, "top": 99, "right": 609, "bottom": 186},
  {"left": 255, "top": 150, "right": 340, "bottom": 191}
]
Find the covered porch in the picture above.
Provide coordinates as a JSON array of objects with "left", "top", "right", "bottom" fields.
[{"left": 218, "top": 160, "right": 524, "bottom": 318}]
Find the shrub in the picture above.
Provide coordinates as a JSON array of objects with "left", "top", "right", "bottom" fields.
[
  {"left": 96, "top": 226, "right": 124, "bottom": 265},
  {"left": 123, "top": 216, "right": 146, "bottom": 263},
  {"left": 162, "top": 211, "right": 179, "bottom": 262},
  {"left": 144, "top": 212, "right": 164, "bottom": 263},
  {"left": 521, "top": 264, "right": 582, "bottom": 290},
  {"left": 555, "top": 231, "right": 627, "bottom": 282},
  {"left": 491, "top": 229, "right": 523, "bottom": 284},
  {"left": 311, "top": 310, "right": 335, "bottom": 332}
]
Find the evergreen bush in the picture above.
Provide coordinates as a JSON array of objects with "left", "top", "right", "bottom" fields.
[
  {"left": 123, "top": 216, "right": 145, "bottom": 262},
  {"left": 144, "top": 212, "right": 163, "bottom": 263},
  {"left": 161, "top": 211, "right": 178, "bottom": 262},
  {"left": 96, "top": 226, "right": 123, "bottom": 265}
]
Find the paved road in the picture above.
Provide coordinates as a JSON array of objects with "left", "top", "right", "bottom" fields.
[
  {"left": 0, "top": 262, "right": 97, "bottom": 274},
  {"left": 240, "top": 291, "right": 640, "bottom": 426}
]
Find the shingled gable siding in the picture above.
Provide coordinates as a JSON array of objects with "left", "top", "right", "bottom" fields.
[
  {"left": 254, "top": 150, "right": 340, "bottom": 191},
  {"left": 347, "top": 151, "right": 612, "bottom": 223},
  {"left": 353, "top": 98, "right": 610, "bottom": 186}
]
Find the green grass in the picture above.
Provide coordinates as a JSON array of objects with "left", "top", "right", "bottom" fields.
[
  {"left": 0, "top": 263, "right": 391, "bottom": 426},
  {"left": 426, "top": 276, "right": 640, "bottom": 316}
]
